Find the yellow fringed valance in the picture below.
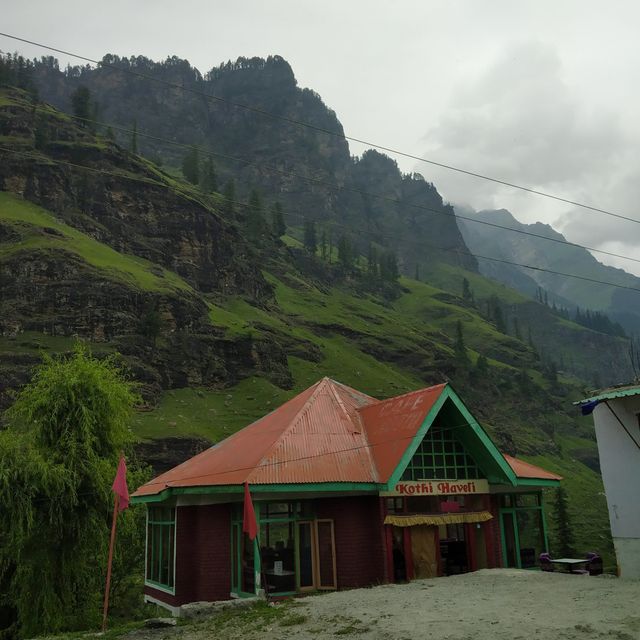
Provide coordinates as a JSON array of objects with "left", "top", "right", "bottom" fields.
[{"left": 384, "top": 511, "right": 493, "bottom": 527}]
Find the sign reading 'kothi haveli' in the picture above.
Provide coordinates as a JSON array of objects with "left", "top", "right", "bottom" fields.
[{"left": 380, "top": 479, "right": 489, "bottom": 497}]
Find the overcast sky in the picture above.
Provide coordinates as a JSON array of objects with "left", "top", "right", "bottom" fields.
[{"left": 4, "top": 1, "right": 640, "bottom": 274}]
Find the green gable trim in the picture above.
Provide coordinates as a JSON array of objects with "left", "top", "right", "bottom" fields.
[
  {"left": 131, "top": 481, "right": 381, "bottom": 504},
  {"left": 513, "top": 477, "right": 560, "bottom": 488},
  {"left": 385, "top": 385, "right": 517, "bottom": 490}
]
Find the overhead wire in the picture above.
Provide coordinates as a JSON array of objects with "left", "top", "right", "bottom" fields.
[
  {"left": 2, "top": 144, "right": 640, "bottom": 294},
  {"left": 23, "top": 106, "right": 640, "bottom": 268},
  {"left": 1, "top": 31, "right": 639, "bottom": 226}
]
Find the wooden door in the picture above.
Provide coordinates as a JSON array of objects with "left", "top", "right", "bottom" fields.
[{"left": 410, "top": 525, "right": 438, "bottom": 579}]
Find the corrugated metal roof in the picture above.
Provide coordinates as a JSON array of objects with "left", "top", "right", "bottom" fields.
[
  {"left": 576, "top": 384, "right": 640, "bottom": 405},
  {"left": 133, "top": 378, "right": 561, "bottom": 497},
  {"left": 134, "top": 378, "right": 382, "bottom": 497},
  {"left": 358, "top": 385, "right": 446, "bottom": 481},
  {"left": 503, "top": 454, "right": 563, "bottom": 481}
]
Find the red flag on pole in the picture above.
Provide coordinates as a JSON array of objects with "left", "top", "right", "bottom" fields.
[
  {"left": 111, "top": 455, "right": 129, "bottom": 511},
  {"left": 243, "top": 481, "right": 258, "bottom": 540}
]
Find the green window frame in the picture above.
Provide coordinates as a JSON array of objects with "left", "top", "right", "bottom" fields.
[
  {"left": 146, "top": 506, "right": 176, "bottom": 593},
  {"left": 402, "top": 424, "right": 481, "bottom": 481}
]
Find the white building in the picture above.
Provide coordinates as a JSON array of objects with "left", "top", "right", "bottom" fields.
[{"left": 579, "top": 385, "right": 640, "bottom": 579}]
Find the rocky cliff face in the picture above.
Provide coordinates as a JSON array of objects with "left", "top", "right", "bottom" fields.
[
  {"left": 30, "top": 54, "right": 475, "bottom": 274},
  {"left": 0, "top": 87, "right": 294, "bottom": 409}
]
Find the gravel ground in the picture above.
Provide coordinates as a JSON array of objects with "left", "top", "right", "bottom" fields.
[{"left": 129, "top": 569, "right": 640, "bottom": 640}]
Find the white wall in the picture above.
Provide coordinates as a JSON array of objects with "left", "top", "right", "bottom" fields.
[{"left": 592, "top": 396, "right": 640, "bottom": 578}]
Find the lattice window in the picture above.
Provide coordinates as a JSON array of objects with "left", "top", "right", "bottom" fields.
[{"left": 401, "top": 425, "right": 481, "bottom": 480}]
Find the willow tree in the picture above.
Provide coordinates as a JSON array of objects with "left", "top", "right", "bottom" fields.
[{"left": 0, "top": 347, "right": 144, "bottom": 638}]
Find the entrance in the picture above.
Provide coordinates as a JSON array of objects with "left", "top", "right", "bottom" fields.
[
  {"left": 500, "top": 511, "right": 519, "bottom": 568},
  {"left": 439, "top": 523, "right": 469, "bottom": 575},
  {"left": 410, "top": 525, "right": 438, "bottom": 578}
]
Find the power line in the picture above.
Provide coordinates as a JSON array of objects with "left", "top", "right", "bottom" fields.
[
  {"left": 17, "top": 106, "right": 640, "bottom": 268},
  {"left": 3, "top": 145, "right": 640, "bottom": 296},
  {"left": 1, "top": 31, "right": 639, "bottom": 227}
]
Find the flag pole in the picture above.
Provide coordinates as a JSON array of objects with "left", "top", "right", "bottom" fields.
[{"left": 102, "top": 492, "right": 120, "bottom": 632}]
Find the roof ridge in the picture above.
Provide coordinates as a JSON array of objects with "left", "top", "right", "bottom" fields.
[
  {"left": 246, "top": 378, "right": 334, "bottom": 480},
  {"left": 358, "top": 382, "right": 448, "bottom": 412}
]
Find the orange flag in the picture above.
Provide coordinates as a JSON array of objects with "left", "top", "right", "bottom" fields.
[
  {"left": 112, "top": 455, "right": 129, "bottom": 511},
  {"left": 243, "top": 482, "right": 258, "bottom": 540}
]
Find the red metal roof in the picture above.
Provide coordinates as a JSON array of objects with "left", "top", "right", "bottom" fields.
[
  {"left": 134, "top": 378, "right": 381, "bottom": 497},
  {"left": 133, "top": 378, "right": 561, "bottom": 497},
  {"left": 358, "top": 385, "right": 446, "bottom": 482},
  {"left": 503, "top": 454, "right": 563, "bottom": 481}
]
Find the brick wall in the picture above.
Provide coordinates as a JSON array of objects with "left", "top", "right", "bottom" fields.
[
  {"left": 144, "top": 503, "right": 231, "bottom": 607},
  {"left": 486, "top": 495, "right": 503, "bottom": 567},
  {"left": 315, "top": 495, "right": 386, "bottom": 589}
]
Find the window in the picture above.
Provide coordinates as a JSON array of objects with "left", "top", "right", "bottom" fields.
[
  {"left": 146, "top": 506, "right": 176, "bottom": 591},
  {"left": 402, "top": 425, "right": 481, "bottom": 481}
]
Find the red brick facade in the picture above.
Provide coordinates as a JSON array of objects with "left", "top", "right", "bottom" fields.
[
  {"left": 315, "top": 496, "right": 387, "bottom": 589},
  {"left": 144, "top": 503, "right": 232, "bottom": 607},
  {"left": 144, "top": 495, "right": 504, "bottom": 610}
]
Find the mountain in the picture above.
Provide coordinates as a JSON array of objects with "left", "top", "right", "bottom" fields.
[
  {"left": 0, "top": 52, "right": 632, "bottom": 564},
  {"left": 28, "top": 54, "right": 477, "bottom": 277},
  {"left": 457, "top": 206, "right": 640, "bottom": 336}
]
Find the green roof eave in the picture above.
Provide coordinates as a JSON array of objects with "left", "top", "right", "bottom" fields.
[
  {"left": 130, "top": 481, "right": 382, "bottom": 504},
  {"left": 575, "top": 385, "right": 640, "bottom": 405},
  {"left": 513, "top": 477, "right": 561, "bottom": 488}
]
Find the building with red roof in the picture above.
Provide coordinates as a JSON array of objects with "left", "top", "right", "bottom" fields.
[{"left": 132, "top": 378, "right": 561, "bottom": 613}]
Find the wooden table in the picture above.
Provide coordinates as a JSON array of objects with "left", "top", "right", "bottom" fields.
[{"left": 550, "top": 558, "right": 590, "bottom": 573}]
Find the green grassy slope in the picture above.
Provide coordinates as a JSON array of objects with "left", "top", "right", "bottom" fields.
[{"left": 0, "top": 192, "right": 192, "bottom": 293}]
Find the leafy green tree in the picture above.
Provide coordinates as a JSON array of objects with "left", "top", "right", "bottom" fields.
[
  {"left": 270, "top": 202, "right": 286, "bottom": 237},
  {"left": 553, "top": 486, "right": 576, "bottom": 557},
  {"left": 181, "top": 146, "right": 200, "bottom": 185},
  {"left": 303, "top": 219, "right": 317, "bottom": 254},
  {"left": 138, "top": 304, "right": 162, "bottom": 346},
  {"left": 0, "top": 347, "right": 147, "bottom": 638},
  {"left": 71, "top": 85, "right": 91, "bottom": 122},
  {"left": 320, "top": 228, "right": 327, "bottom": 260},
  {"left": 200, "top": 155, "right": 218, "bottom": 193}
]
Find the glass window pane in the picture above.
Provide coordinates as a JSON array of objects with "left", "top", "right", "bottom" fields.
[{"left": 261, "top": 521, "right": 295, "bottom": 593}]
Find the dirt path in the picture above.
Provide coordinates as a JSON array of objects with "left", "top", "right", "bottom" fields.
[{"left": 132, "top": 570, "right": 640, "bottom": 640}]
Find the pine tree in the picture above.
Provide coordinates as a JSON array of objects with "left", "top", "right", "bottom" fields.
[
  {"left": 130, "top": 119, "right": 138, "bottom": 154},
  {"left": 222, "top": 179, "right": 236, "bottom": 217},
  {"left": 247, "top": 189, "right": 265, "bottom": 242},
  {"left": 271, "top": 202, "right": 286, "bottom": 237},
  {"left": 553, "top": 486, "right": 576, "bottom": 556},
  {"left": 320, "top": 228, "right": 328, "bottom": 260},
  {"left": 367, "top": 244, "right": 378, "bottom": 278},
  {"left": 454, "top": 320, "right": 469, "bottom": 363},
  {"left": 71, "top": 85, "right": 91, "bottom": 122},
  {"left": 462, "top": 277, "right": 473, "bottom": 302},
  {"left": 476, "top": 354, "right": 489, "bottom": 375},
  {"left": 182, "top": 146, "right": 200, "bottom": 185},
  {"left": 338, "top": 235, "right": 354, "bottom": 271},
  {"left": 200, "top": 156, "right": 218, "bottom": 193},
  {"left": 513, "top": 317, "right": 522, "bottom": 341},
  {"left": 303, "top": 219, "right": 317, "bottom": 254}
]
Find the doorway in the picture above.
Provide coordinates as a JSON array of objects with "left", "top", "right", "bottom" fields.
[
  {"left": 500, "top": 511, "right": 519, "bottom": 568},
  {"left": 439, "top": 523, "right": 469, "bottom": 575}
]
